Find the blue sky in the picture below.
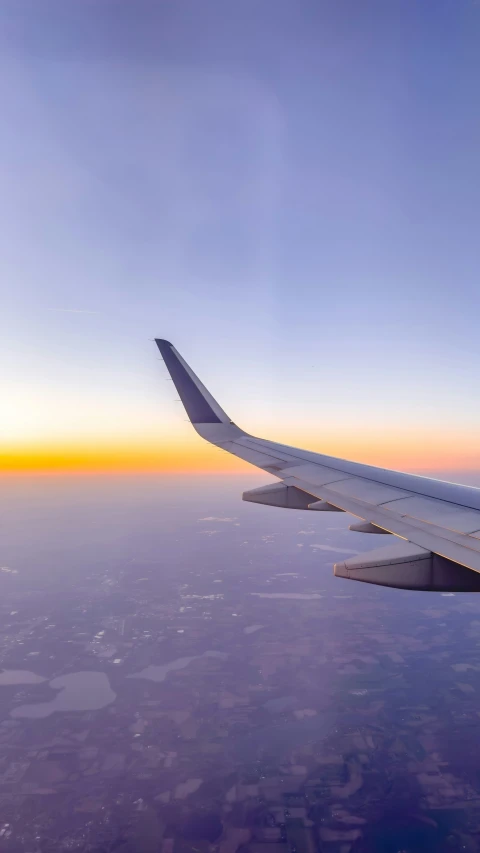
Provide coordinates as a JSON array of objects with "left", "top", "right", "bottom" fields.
[{"left": 1, "top": 0, "right": 480, "bottom": 467}]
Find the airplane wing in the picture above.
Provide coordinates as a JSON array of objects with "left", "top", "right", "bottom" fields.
[{"left": 155, "top": 339, "right": 480, "bottom": 592}]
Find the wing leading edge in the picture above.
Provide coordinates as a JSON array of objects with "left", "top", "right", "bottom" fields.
[{"left": 155, "top": 339, "right": 480, "bottom": 591}]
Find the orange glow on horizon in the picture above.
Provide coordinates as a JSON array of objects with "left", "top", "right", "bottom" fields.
[
  {"left": 0, "top": 439, "right": 247, "bottom": 476},
  {"left": 2, "top": 425, "right": 480, "bottom": 476}
]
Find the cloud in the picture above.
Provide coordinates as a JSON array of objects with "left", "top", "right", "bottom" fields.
[
  {"left": 251, "top": 593, "right": 323, "bottom": 600},
  {"left": 198, "top": 516, "right": 237, "bottom": 522},
  {"left": 309, "top": 544, "right": 359, "bottom": 554},
  {"left": 49, "top": 308, "right": 99, "bottom": 314}
]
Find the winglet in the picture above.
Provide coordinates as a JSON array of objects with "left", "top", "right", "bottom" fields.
[{"left": 155, "top": 339, "right": 232, "bottom": 425}]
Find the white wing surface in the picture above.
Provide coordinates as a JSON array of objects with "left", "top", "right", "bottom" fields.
[{"left": 156, "top": 339, "right": 480, "bottom": 592}]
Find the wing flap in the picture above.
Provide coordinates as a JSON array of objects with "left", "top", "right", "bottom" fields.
[
  {"left": 334, "top": 542, "right": 480, "bottom": 592},
  {"left": 337, "top": 541, "right": 430, "bottom": 570}
]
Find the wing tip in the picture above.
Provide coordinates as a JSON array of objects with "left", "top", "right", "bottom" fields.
[{"left": 155, "top": 338, "right": 173, "bottom": 350}]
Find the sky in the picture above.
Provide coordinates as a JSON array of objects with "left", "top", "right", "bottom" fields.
[{"left": 1, "top": 0, "right": 480, "bottom": 475}]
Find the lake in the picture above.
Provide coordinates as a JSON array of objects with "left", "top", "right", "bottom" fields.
[{"left": 10, "top": 671, "right": 116, "bottom": 718}]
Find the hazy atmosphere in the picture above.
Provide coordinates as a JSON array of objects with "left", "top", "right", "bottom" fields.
[
  {"left": 3, "top": 475, "right": 480, "bottom": 850},
  {"left": 2, "top": 0, "right": 480, "bottom": 474}
]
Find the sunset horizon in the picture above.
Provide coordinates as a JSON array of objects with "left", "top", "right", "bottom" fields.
[{"left": 4, "top": 428, "right": 480, "bottom": 476}]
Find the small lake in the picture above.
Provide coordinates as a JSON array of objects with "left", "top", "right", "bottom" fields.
[
  {"left": 263, "top": 695, "right": 297, "bottom": 713},
  {"left": 10, "top": 671, "right": 116, "bottom": 719},
  {"left": 128, "top": 650, "right": 227, "bottom": 683}
]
